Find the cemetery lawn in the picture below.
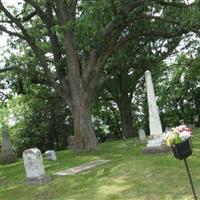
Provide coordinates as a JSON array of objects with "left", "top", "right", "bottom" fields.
[{"left": 0, "top": 129, "right": 200, "bottom": 200}]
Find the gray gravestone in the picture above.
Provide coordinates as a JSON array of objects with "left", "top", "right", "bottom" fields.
[
  {"left": 45, "top": 150, "right": 57, "bottom": 161},
  {"left": 68, "top": 136, "right": 75, "bottom": 149},
  {"left": 0, "top": 126, "right": 17, "bottom": 164},
  {"left": 23, "top": 148, "right": 51, "bottom": 184},
  {"left": 165, "top": 127, "right": 171, "bottom": 132},
  {"left": 187, "top": 124, "right": 195, "bottom": 129},
  {"left": 106, "top": 133, "right": 118, "bottom": 141},
  {"left": 193, "top": 115, "right": 199, "bottom": 127},
  {"left": 138, "top": 129, "right": 147, "bottom": 141},
  {"left": 193, "top": 115, "right": 198, "bottom": 123}
]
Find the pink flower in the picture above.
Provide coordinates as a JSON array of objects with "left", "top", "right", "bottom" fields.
[
  {"left": 177, "top": 125, "right": 187, "bottom": 132},
  {"left": 172, "top": 127, "right": 180, "bottom": 133},
  {"left": 179, "top": 131, "right": 191, "bottom": 140},
  {"left": 173, "top": 125, "right": 192, "bottom": 135},
  {"left": 184, "top": 127, "right": 192, "bottom": 133}
]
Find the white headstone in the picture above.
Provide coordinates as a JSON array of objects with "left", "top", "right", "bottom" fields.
[
  {"left": 193, "top": 115, "right": 198, "bottom": 123},
  {"left": 23, "top": 148, "right": 51, "bottom": 184},
  {"left": 187, "top": 124, "right": 195, "bottom": 129},
  {"left": 145, "top": 70, "right": 163, "bottom": 147},
  {"left": 45, "top": 150, "right": 57, "bottom": 161},
  {"left": 165, "top": 127, "right": 171, "bottom": 132},
  {"left": 138, "top": 129, "right": 146, "bottom": 141}
]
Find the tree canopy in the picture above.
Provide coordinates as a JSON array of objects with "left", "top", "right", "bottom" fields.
[{"left": 0, "top": 0, "right": 199, "bottom": 151}]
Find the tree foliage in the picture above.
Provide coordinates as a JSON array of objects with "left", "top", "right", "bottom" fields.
[
  {"left": 0, "top": 0, "right": 199, "bottom": 151},
  {"left": 0, "top": 84, "right": 72, "bottom": 155},
  {"left": 156, "top": 54, "right": 200, "bottom": 127}
]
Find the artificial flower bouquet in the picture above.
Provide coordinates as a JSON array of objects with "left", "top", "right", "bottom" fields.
[
  {"left": 164, "top": 125, "right": 192, "bottom": 147},
  {"left": 164, "top": 125, "right": 192, "bottom": 160}
]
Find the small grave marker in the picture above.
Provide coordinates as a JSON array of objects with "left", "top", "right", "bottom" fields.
[{"left": 45, "top": 150, "right": 57, "bottom": 161}]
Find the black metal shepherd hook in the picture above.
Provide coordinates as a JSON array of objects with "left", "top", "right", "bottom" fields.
[
  {"left": 171, "top": 139, "right": 198, "bottom": 200},
  {"left": 183, "top": 158, "right": 197, "bottom": 200}
]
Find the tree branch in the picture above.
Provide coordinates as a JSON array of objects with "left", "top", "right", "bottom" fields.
[
  {"left": 0, "top": 91, "right": 9, "bottom": 99},
  {"left": 111, "top": 30, "right": 184, "bottom": 57},
  {"left": 0, "top": 2, "right": 65, "bottom": 98},
  {"left": 25, "top": 0, "right": 67, "bottom": 83},
  {"left": 0, "top": 66, "right": 16, "bottom": 73},
  {"left": 22, "top": 10, "right": 37, "bottom": 22},
  {"left": 153, "top": 0, "right": 193, "bottom": 8},
  {"left": 84, "top": 0, "right": 146, "bottom": 89},
  {"left": 45, "top": 1, "right": 66, "bottom": 80},
  {"left": 55, "top": 0, "right": 82, "bottom": 92},
  {"left": 0, "top": 25, "right": 24, "bottom": 39},
  {"left": 134, "top": 14, "right": 180, "bottom": 25},
  {"left": 25, "top": 0, "right": 48, "bottom": 23}
]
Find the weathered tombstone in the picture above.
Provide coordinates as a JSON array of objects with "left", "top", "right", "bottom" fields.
[
  {"left": 180, "top": 119, "right": 185, "bottom": 125},
  {"left": 193, "top": 115, "right": 198, "bottom": 123},
  {"left": 68, "top": 136, "right": 75, "bottom": 149},
  {"left": 0, "top": 126, "right": 17, "bottom": 164},
  {"left": 193, "top": 115, "right": 199, "bottom": 127},
  {"left": 143, "top": 71, "right": 168, "bottom": 154},
  {"left": 165, "top": 127, "right": 171, "bottom": 132},
  {"left": 106, "top": 133, "right": 118, "bottom": 141},
  {"left": 23, "top": 148, "right": 51, "bottom": 184},
  {"left": 44, "top": 150, "right": 57, "bottom": 161},
  {"left": 187, "top": 124, "right": 195, "bottom": 129},
  {"left": 138, "top": 129, "right": 147, "bottom": 141}
]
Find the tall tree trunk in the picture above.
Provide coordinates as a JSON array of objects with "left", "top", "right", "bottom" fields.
[
  {"left": 48, "top": 111, "right": 56, "bottom": 150},
  {"left": 70, "top": 99, "right": 99, "bottom": 151},
  {"left": 118, "top": 98, "right": 134, "bottom": 138},
  {"left": 117, "top": 70, "right": 134, "bottom": 138}
]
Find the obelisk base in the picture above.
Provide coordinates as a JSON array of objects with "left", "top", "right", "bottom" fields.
[
  {"left": 142, "top": 136, "right": 170, "bottom": 154},
  {"left": 0, "top": 152, "right": 17, "bottom": 164}
]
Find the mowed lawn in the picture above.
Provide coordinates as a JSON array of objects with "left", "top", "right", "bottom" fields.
[{"left": 0, "top": 129, "right": 200, "bottom": 200}]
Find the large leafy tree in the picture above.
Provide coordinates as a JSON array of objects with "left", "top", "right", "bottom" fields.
[
  {"left": 100, "top": 35, "right": 181, "bottom": 138},
  {"left": 0, "top": 0, "right": 198, "bottom": 151}
]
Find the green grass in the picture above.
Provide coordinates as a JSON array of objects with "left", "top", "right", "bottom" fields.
[{"left": 1, "top": 128, "right": 200, "bottom": 200}]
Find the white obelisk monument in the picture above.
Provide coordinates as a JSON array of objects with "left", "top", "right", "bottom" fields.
[{"left": 145, "top": 70, "right": 163, "bottom": 149}]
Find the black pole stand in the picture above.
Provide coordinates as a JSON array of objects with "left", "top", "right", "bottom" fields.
[{"left": 183, "top": 158, "right": 197, "bottom": 200}]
